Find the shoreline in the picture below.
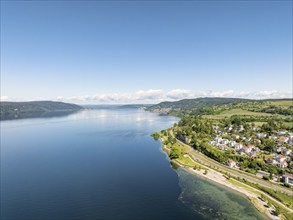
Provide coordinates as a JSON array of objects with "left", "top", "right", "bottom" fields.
[{"left": 161, "top": 141, "right": 280, "bottom": 220}]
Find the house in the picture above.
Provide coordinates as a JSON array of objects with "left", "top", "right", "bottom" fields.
[
  {"left": 281, "top": 149, "right": 292, "bottom": 156},
  {"left": 256, "top": 133, "right": 267, "bottom": 139},
  {"left": 231, "top": 134, "right": 240, "bottom": 139},
  {"left": 278, "top": 136, "right": 289, "bottom": 144},
  {"left": 269, "top": 136, "right": 277, "bottom": 140},
  {"left": 278, "top": 161, "right": 288, "bottom": 168},
  {"left": 235, "top": 143, "right": 243, "bottom": 150},
  {"left": 249, "top": 126, "right": 259, "bottom": 131},
  {"left": 266, "top": 158, "right": 278, "bottom": 165},
  {"left": 247, "top": 144, "right": 255, "bottom": 149},
  {"left": 244, "top": 137, "right": 252, "bottom": 142},
  {"left": 215, "top": 137, "right": 222, "bottom": 143},
  {"left": 254, "top": 147, "right": 260, "bottom": 152},
  {"left": 248, "top": 151, "right": 257, "bottom": 157},
  {"left": 212, "top": 125, "right": 219, "bottom": 131},
  {"left": 277, "top": 130, "right": 287, "bottom": 136},
  {"left": 185, "top": 137, "right": 191, "bottom": 144},
  {"left": 209, "top": 140, "right": 217, "bottom": 146},
  {"left": 254, "top": 139, "right": 261, "bottom": 144},
  {"left": 275, "top": 146, "right": 287, "bottom": 153},
  {"left": 226, "top": 159, "right": 236, "bottom": 168},
  {"left": 218, "top": 144, "right": 228, "bottom": 151},
  {"left": 235, "top": 125, "right": 244, "bottom": 132},
  {"left": 221, "top": 139, "right": 229, "bottom": 145},
  {"left": 229, "top": 141, "right": 236, "bottom": 147},
  {"left": 282, "top": 174, "right": 293, "bottom": 184},
  {"left": 241, "top": 146, "right": 252, "bottom": 154},
  {"left": 225, "top": 126, "right": 233, "bottom": 131},
  {"left": 274, "top": 155, "right": 287, "bottom": 163},
  {"left": 246, "top": 144, "right": 256, "bottom": 153}
]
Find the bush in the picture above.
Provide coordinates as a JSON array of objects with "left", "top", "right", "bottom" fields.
[
  {"left": 283, "top": 183, "right": 291, "bottom": 188},
  {"left": 151, "top": 132, "right": 160, "bottom": 141},
  {"left": 170, "top": 146, "right": 181, "bottom": 159}
]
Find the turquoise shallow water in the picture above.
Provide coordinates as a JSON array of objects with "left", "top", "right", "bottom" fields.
[
  {"left": 176, "top": 168, "right": 264, "bottom": 220},
  {"left": 1, "top": 109, "right": 264, "bottom": 219}
]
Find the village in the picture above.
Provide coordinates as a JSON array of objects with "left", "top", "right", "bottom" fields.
[{"left": 208, "top": 125, "right": 293, "bottom": 185}]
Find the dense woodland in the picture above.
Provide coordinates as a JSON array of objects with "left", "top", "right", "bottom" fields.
[{"left": 0, "top": 101, "right": 83, "bottom": 120}]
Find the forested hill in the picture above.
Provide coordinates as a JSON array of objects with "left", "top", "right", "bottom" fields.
[
  {"left": 147, "top": 98, "right": 293, "bottom": 117},
  {"left": 147, "top": 97, "right": 246, "bottom": 115},
  {"left": 0, "top": 101, "right": 83, "bottom": 120}
]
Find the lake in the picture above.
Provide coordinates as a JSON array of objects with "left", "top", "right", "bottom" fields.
[{"left": 0, "top": 109, "right": 264, "bottom": 219}]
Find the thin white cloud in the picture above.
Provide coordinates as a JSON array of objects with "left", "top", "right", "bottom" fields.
[
  {"left": 62, "top": 89, "right": 164, "bottom": 104},
  {"left": 166, "top": 89, "right": 193, "bottom": 100},
  {"left": 238, "top": 90, "right": 293, "bottom": 99},
  {"left": 196, "top": 90, "right": 235, "bottom": 98},
  {"left": 1, "top": 89, "right": 292, "bottom": 104},
  {"left": 135, "top": 89, "right": 163, "bottom": 100},
  {"left": 61, "top": 89, "right": 292, "bottom": 104},
  {"left": 0, "top": 96, "right": 9, "bottom": 101}
]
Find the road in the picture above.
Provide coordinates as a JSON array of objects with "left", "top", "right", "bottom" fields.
[{"left": 170, "top": 130, "right": 293, "bottom": 196}]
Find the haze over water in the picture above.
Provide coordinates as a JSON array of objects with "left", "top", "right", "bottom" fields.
[{"left": 1, "top": 109, "right": 263, "bottom": 219}]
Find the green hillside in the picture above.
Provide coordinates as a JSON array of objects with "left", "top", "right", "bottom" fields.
[
  {"left": 0, "top": 101, "right": 83, "bottom": 120},
  {"left": 147, "top": 98, "right": 293, "bottom": 118},
  {"left": 147, "top": 97, "right": 246, "bottom": 116}
]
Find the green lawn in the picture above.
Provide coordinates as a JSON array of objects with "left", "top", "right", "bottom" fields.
[
  {"left": 228, "top": 178, "right": 261, "bottom": 195},
  {"left": 176, "top": 155, "right": 205, "bottom": 169},
  {"left": 270, "top": 100, "right": 293, "bottom": 107},
  {"left": 250, "top": 121, "right": 293, "bottom": 128},
  {"left": 203, "top": 108, "right": 272, "bottom": 119}
]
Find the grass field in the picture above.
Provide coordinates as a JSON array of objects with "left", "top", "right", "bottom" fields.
[
  {"left": 203, "top": 108, "right": 272, "bottom": 119},
  {"left": 176, "top": 155, "right": 196, "bottom": 167},
  {"left": 250, "top": 121, "right": 293, "bottom": 128},
  {"left": 269, "top": 100, "right": 293, "bottom": 106},
  {"left": 228, "top": 178, "right": 261, "bottom": 195}
]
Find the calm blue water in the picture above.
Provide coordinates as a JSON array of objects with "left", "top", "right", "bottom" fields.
[{"left": 0, "top": 109, "right": 263, "bottom": 220}]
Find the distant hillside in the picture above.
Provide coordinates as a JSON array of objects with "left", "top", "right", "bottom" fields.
[
  {"left": 0, "top": 101, "right": 83, "bottom": 120},
  {"left": 147, "top": 97, "right": 293, "bottom": 119},
  {"left": 147, "top": 97, "right": 246, "bottom": 115},
  {"left": 120, "top": 104, "right": 153, "bottom": 109},
  {"left": 82, "top": 104, "right": 153, "bottom": 109}
]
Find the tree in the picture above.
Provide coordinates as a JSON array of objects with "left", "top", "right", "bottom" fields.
[
  {"left": 170, "top": 146, "right": 181, "bottom": 159},
  {"left": 262, "top": 138, "right": 275, "bottom": 152},
  {"left": 275, "top": 206, "right": 280, "bottom": 216},
  {"left": 151, "top": 132, "right": 160, "bottom": 141},
  {"left": 267, "top": 201, "right": 271, "bottom": 208}
]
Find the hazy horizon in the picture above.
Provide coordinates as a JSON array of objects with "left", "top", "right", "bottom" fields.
[{"left": 0, "top": 96, "right": 292, "bottom": 106}]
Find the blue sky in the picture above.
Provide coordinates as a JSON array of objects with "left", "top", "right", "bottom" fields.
[{"left": 1, "top": 0, "right": 292, "bottom": 103}]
